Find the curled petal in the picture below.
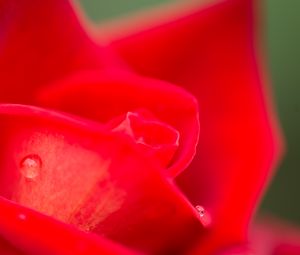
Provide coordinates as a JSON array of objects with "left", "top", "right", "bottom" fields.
[
  {"left": 0, "top": 104, "right": 204, "bottom": 254},
  {"left": 108, "top": 111, "right": 180, "bottom": 167},
  {"left": 37, "top": 70, "right": 200, "bottom": 177}
]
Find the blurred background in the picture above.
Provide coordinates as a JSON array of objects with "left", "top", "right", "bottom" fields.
[{"left": 80, "top": 0, "right": 300, "bottom": 225}]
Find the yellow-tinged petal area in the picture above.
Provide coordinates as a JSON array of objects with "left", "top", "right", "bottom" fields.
[
  {"left": 11, "top": 132, "right": 124, "bottom": 232},
  {"left": 0, "top": 104, "right": 205, "bottom": 254}
]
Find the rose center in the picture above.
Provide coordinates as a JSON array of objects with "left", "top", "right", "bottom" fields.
[{"left": 108, "top": 110, "right": 180, "bottom": 167}]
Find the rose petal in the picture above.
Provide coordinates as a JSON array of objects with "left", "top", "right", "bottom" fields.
[
  {"left": 106, "top": 0, "right": 283, "bottom": 253},
  {"left": 0, "top": 0, "right": 121, "bottom": 103},
  {"left": 250, "top": 217, "right": 300, "bottom": 255},
  {"left": 108, "top": 111, "right": 180, "bottom": 167},
  {"left": 0, "top": 197, "right": 138, "bottom": 255},
  {"left": 215, "top": 246, "right": 253, "bottom": 255},
  {"left": 0, "top": 237, "right": 22, "bottom": 255},
  {"left": 37, "top": 70, "right": 200, "bottom": 177},
  {"left": 0, "top": 104, "right": 204, "bottom": 254}
]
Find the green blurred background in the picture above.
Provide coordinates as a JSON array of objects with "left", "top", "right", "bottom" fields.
[{"left": 80, "top": 0, "right": 300, "bottom": 225}]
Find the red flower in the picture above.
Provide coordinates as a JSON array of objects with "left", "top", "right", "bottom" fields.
[{"left": 0, "top": 0, "right": 292, "bottom": 254}]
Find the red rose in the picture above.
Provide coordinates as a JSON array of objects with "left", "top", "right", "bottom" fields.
[{"left": 0, "top": 0, "right": 296, "bottom": 254}]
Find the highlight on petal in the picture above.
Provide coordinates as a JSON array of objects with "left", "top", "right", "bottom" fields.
[
  {"left": 105, "top": 0, "right": 284, "bottom": 253},
  {"left": 37, "top": 70, "right": 200, "bottom": 177},
  {"left": 0, "top": 0, "right": 122, "bottom": 103},
  {"left": 0, "top": 104, "right": 204, "bottom": 254}
]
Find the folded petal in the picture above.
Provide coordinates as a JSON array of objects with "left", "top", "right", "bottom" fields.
[
  {"left": 0, "top": 0, "right": 121, "bottom": 103},
  {"left": 105, "top": 0, "right": 283, "bottom": 253},
  {"left": 0, "top": 104, "right": 204, "bottom": 254},
  {"left": 37, "top": 70, "right": 200, "bottom": 177}
]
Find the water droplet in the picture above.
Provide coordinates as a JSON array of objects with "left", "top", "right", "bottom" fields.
[
  {"left": 195, "top": 205, "right": 205, "bottom": 217},
  {"left": 18, "top": 213, "right": 27, "bottom": 220},
  {"left": 195, "top": 205, "right": 212, "bottom": 227},
  {"left": 20, "top": 154, "right": 42, "bottom": 180}
]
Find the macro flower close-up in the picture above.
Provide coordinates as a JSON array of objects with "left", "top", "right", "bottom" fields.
[{"left": 0, "top": 0, "right": 299, "bottom": 254}]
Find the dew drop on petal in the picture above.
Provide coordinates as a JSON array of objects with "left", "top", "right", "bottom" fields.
[
  {"left": 195, "top": 205, "right": 212, "bottom": 227},
  {"left": 19, "top": 154, "right": 42, "bottom": 180},
  {"left": 195, "top": 205, "right": 205, "bottom": 217},
  {"left": 18, "top": 213, "right": 27, "bottom": 221}
]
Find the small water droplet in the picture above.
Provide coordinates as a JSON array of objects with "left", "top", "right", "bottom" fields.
[
  {"left": 195, "top": 205, "right": 205, "bottom": 217},
  {"left": 195, "top": 205, "right": 212, "bottom": 227},
  {"left": 18, "top": 213, "right": 27, "bottom": 220},
  {"left": 20, "top": 154, "right": 42, "bottom": 180}
]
